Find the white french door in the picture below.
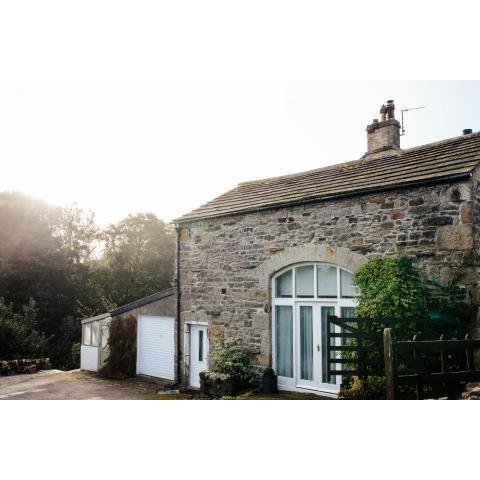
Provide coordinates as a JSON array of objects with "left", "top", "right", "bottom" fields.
[
  {"left": 272, "top": 263, "right": 356, "bottom": 395},
  {"left": 295, "top": 303, "right": 339, "bottom": 392}
]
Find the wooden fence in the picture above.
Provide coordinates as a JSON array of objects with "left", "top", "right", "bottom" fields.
[
  {"left": 326, "top": 317, "right": 480, "bottom": 399},
  {"left": 384, "top": 328, "right": 480, "bottom": 399}
]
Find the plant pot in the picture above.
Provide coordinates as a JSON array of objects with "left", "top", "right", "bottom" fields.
[{"left": 262, "top": 374, "right": 278, "bottom": 394}]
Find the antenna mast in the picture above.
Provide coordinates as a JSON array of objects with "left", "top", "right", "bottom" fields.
[{"left": 400, "top": 105, "right": 426, "bottom": 136}]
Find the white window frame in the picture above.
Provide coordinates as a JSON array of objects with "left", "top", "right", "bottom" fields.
[
  {"left": 271, "top": 262, "right": 357, "bottom": 395},
  {"left": 82, "top": 320, "right": 99, "bottom": 347}
]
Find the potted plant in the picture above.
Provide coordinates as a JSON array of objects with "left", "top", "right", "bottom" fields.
[
  {"left": 262, "top": 367, "right": 278, "bottom": 394},
  {"left": 201, "top": 336, "right": 258, "bottom": 397}
]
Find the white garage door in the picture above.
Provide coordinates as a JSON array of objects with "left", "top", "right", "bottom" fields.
[{"left": 137, "top": 315, "right": 175, "bottom": 380}]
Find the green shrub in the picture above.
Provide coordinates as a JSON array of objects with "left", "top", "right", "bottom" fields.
[
  {"left": 342, "top": 255, "right": 471, "bottom": 399},
  {"left": 340, "top": 376, "right": 387, "bottom": 400},
  {"left": 71, "top": 342, "right": 81, "bottom": 368},
  {"left": 0, "top": 298, "right": 51, "bottom": 359},
  {"left": 353, "top": 255, "right": 428, "bottom": 332},
  {"left": 353, "top": 255, "right": 469, "bottom": 338},
  {"left": 211, "top": 336, "right": 257, "bottom": 384}
]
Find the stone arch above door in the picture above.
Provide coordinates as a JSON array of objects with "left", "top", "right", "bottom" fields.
[{"left": 256, "top": 244, "right": 368, "bottom": 290}]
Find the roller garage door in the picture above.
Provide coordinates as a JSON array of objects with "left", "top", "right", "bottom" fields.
[{"left": 137, "top": 315, "right": 175, "bottom": 380}]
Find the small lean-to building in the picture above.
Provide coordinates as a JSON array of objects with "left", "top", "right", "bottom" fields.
[
  {"left": 80, "top": 288, "right": 175, "bottom": 379},
  {"left": 173, "top": 100, "right": 480, "bottom": 395}
]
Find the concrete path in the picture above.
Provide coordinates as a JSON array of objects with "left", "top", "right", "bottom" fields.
[{"left": 0, "top": 369, "right": 166, "bottom": 400}]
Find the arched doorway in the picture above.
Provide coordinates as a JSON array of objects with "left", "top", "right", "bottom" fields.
[{"left": 271, "top": 263, "right": 357, "bottom": 395}]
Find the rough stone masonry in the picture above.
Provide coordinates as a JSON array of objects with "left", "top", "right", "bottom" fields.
[{"left": 177, "top": 180, "right": 479, "bottom": 377}]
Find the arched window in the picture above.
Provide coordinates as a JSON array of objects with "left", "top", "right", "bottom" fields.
[{"left": 272, "top": 263, "right": 357, "bottom": 395}]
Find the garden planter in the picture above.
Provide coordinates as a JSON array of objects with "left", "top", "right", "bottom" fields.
[
  {"left": 200, "top": 371, "right": 246, "bottom": 397},
  {"left": 262, "top": 374, "right": 278, "bottom": 394}
]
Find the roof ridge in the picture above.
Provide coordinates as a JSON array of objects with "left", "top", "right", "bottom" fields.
[
  {"left": 237, "top": 130, "right": 480, "bottom": 187},
  {"left": 175, "top": 130, "right": 480, "bottom": 224}
]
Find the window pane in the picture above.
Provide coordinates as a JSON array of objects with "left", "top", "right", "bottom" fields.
[
  {"left": 91, "top": 321, "right": 99, "bottom": 347},
  {"left": 317, "top": 265, "right": 338, "bottom": 297},
  {"left": 340, "top": 307, "right": 356, "bottom": 319},
  {"left": 83, "top": 323, "right": 91, "bottom": 346},
  {"left": 321, "top": 306, "right": 336, "bottom": 384},
  {"left": 199, "top": 330, "right": 204, "bottom": 362},
  {"left": 275, "top": 306, "right": 293, "bottom": 378},
  {"left": 299, "top": 306, "right": 313, "bottom": 380},
  {"left": 295, "top": 265, "right": 314, "bottom": 298},
  {"left": 340, "top": 270, "right": 356, "bottom": 298},
  {"left": 275, "top": 269, "right": 292, "bottom": 298}
]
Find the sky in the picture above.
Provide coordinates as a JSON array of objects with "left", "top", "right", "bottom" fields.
[{"left": 2, "top": 80, "right": 480, "bottom": 227}]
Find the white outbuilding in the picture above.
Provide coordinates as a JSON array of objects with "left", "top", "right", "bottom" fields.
[{"left": 80, "top": 288, "right": 175, "bottom": 380}]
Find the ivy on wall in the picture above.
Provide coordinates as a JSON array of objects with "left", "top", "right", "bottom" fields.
[{"left": 98, "top": 315, "right": 137, "bottom": 378}]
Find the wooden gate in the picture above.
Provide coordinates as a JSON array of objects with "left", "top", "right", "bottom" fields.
[{"left": 326, "top": 316, "right": 384, "bottom": 381}]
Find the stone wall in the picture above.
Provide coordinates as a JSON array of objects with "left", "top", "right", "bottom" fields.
[{"left": 177, "top": 176, "right": 479, "bottom": 383}]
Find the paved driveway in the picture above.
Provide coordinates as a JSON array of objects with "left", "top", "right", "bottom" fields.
[{"left": 0, "top": 369, "right": 167, "bottom": 400}]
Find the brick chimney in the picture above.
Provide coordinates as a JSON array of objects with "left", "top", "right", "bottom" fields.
[{"left": 366, "top": 100, "right": 401, "bottom": 157}]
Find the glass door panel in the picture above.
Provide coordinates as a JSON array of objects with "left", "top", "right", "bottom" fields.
[
  {"left": 275, "top": 306, "right": 293, "bottom": 378},
  {"left": 299, "top": 305, "right": 313, "bottom": 381},
  {"left": 321, "top": 306, "right": 336, "bottom": 385}
]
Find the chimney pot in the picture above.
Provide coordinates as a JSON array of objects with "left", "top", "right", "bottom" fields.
[
  {"left": 463, "top": 128, "right": 473, "bottom": 135},
  {"left": 380, "top": 104, "right": 387, "bottom": 122},
  {"left": 386, "top": 100, "right": 395, "bottom": 120}
]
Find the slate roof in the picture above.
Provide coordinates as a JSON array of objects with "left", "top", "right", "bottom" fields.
[
  {"left": 110, "top": 288, "right": 175, "bottom": 316},
  {"left": 80, "top": 288, "right": 175, "bottom": 323},
  {"left": 175, "top": 131, "right": 480, "bottom": 224}
]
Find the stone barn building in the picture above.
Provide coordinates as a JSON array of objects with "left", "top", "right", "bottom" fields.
[{"left": 174, "top": 100, "right": 480, "bottom": 395}]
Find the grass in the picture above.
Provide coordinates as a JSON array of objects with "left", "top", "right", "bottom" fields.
[
  {"left": 144, "top": 393, "right": 193, "bottom": 400},
  {"left": 228, "top": 391, "right": 333, "bottom": 400},
  {"left": 145, "top": 390, "right": 334, "bottom": 400}
]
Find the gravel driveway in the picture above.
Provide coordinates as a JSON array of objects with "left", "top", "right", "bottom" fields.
[{"left": 0, "top": 369, "right": 168, "bottom": 400}]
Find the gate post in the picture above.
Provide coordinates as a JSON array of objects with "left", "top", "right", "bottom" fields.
[{"left": 384, "top": 328, "right": 398, "bottom": 400}]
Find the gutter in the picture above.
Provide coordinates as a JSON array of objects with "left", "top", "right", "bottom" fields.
[
  {"left": 175, "top": 225, "right": 181, "bottom": 384},
  {"left": 174, "top": 172, "right": 473, "bottom": 225}
]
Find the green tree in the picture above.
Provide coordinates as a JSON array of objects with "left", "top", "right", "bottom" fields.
[
  {"left": 0, "top": 193, "right": 102, "bottom": 367},
  {"left": 100, "top": 213, "right": 175, "bottom": 306},
  {"left": 53, "top": 203, "right": 102, "bottom": 264}
]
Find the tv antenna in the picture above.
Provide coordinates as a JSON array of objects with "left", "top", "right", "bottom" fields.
[{"left": 400, "top": 105, "right": 426, "bottom": 136}]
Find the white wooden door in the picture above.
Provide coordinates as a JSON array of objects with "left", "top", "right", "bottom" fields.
[
  {"left": 189, "top": 324, "right": 208, "bottom": 388},
  {"left": 137, "top": 315, "right": 175, "bottom": 380}
]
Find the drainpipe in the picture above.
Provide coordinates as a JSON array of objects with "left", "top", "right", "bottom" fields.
[{"left": 175, "top": 225, "right": 182, "bottom": 385}]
